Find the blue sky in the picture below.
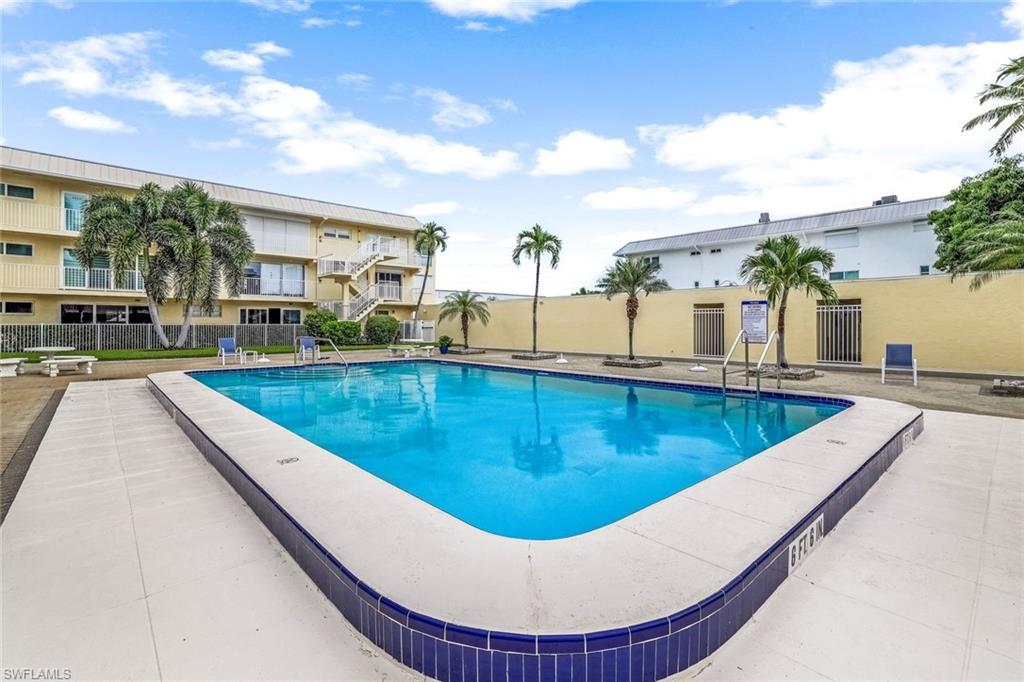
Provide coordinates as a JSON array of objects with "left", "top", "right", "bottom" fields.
[{"left": 3, "top": 0, "right": 1022, "bottom": 294}]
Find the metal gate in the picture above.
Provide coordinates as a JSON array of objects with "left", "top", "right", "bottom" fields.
[
  {"left": 693, "top": 306, "right": 725, "bottom": 358},
  {"left": 816, "top": 304, "right": 862, "bottom": 364}
]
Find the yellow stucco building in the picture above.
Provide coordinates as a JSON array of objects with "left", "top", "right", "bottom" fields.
[{"left": 0, "top": 147, "right": 435, "bottom": 330}]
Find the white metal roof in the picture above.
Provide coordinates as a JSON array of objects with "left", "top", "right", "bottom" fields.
[
  {"left": 0, "top": 146, "right": 422, "bottom": 232},
  {"left": 613, "top": 196, "right": 948, "bottom": 256}
]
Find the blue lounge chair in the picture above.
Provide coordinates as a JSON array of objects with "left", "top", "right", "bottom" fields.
[
  {"left": 298, "top": 336, "right": 320, "bottom": 361},
  {"left": 881, "top": 344, "right": 917, "bottom": 386},
  {"left": 218, "top": 337, "right": 243, "bottom": 366}
]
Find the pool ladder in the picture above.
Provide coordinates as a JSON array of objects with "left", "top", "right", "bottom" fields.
[
  {"left": 721, "top": 329, "right": 781, "bottom": 399},
  {"left": 293, "top": 337, "right": 349, "bottom": 372}
]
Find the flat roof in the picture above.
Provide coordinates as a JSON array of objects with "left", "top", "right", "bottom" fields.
[
  {"left": 614, "top": 196, "right": 947, "bottom": 256},
  {"left": 0, "top": 146, "right": 421, "bottom": 232}
]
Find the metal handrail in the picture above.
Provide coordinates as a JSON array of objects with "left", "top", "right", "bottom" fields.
[
  {"left": 293, "top": 336, "right": 348, "bottom": 372},
  {"left": 721, "top": 329, "right": 748, "bottom": 392},
  {"left": 755, "top": 329, "right": 780, "bottom": 400}
]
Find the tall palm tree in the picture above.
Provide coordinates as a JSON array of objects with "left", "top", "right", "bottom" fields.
[
  {"left": 413, "top": 221, "right": 448, "bottom": 321},
  {"left": 739, "top": 235, "right": 837, "bottom": 368},
  {"left": 512, "top": 224, "right": 562, "bottom": 354},
  {"left": 437, "top": 290, "right": 491, "bottom": 349},
  {"left": 963, "top": 56, "right": 1024, "bottom": 157},
  {"left": 77, "top": 181, "right": 253, "bottom": 348},
  {"left": 597, "top": 257, "right": 670, "bottom": 360},
  {"left": 962, "top": 206, "right": 1024, "bottom": 289}
]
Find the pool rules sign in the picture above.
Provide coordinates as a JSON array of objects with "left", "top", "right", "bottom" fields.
[{"left": 741, "top": 300, "right": 770, "bottom": 344}]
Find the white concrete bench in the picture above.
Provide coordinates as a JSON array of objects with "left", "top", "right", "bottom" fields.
[
  {"left": 40, "top": 356, "right": 98, "bottom": 377},
  {"left": 0, "top": 358, "right": 28, "bottom": 378}
]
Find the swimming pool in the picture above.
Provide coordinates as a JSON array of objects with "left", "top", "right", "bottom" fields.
[{"left": 194, "top": 361, "right": 846, "bottom": 539}]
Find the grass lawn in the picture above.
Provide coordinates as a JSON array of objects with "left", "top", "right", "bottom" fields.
[{"left": 1, "top": 344, "right": 391, "bottom": 362}]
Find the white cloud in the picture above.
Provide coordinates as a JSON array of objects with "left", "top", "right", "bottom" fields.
[
  {"left": 490, "top": 97, "right": 518, "bottom": 111},
  {"left": 583, "top": 186, "right": 697, "bottom": 211},
  {"left": 202, "top": 41, "right": 290, "bottom": 74},
  {"left": 640, "top": 33, "right": 1024, "bottom": 217},
  {"left": 533, "top": 130, "right": 634, "bottom": 176},
  {"left": 338, "top": 72, "right": 372, "bottom": 88},
  {"left": 415, "top": 88, "right": 492, "bottom": 129},
  {"left": 190, "top": 137, "right": 247, "bottom": 151},
  {"left": 1, "top": 0, "right": 73, "bottom": 14},
  {"left": 1004, "top": 0, "right": 1024, "bottom": 33},
  {"left": 343, "top": 19, "right": 361, "bottom": 27},
  {"left": 126, "top": 72, "right": 238, "bottom": 116},
  {"left": 8, "top": 31, "right": 155, "bottom": 95},
  {"left": 429, "top": 0, "right": 585, "bottom": 22},
  {"left": 460, "top": 20, "right": 505, "bottom": 31},
  {"left": 404, "top": 201, "right": 462, "bottom": 216},
  {"left": 48, "top": 106, "right": 135, "bottom": 133},
  {"left": 302, "top": 17, "right": 338, "bottom": 27},
  {"left": 240, "top": 0, "right": 311, "bottom": 12}
]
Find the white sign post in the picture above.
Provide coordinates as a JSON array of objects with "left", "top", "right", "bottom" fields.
[{"left": 741, "top": 300, "right": 770, "bottom": 345}]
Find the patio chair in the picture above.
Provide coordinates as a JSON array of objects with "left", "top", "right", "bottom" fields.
[
  {"left": 881, "top": 344, "right": 917, "bottom": 386},
  {"left": 298, "top": 336, "right": 320, "bottom": 361},
  {"left": 218, "top": 337, "right": 243, "bottom": 366}
]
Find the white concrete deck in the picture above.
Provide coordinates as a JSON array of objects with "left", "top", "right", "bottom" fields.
[
  {"left": 148, "top": 366, "right": 919, "bottom": 633},
  {"left": 1, "top": 379, "right": 413, "bottom": 681},
  {"left": 3, "top": 379, "right": 1019, "bottom": 681}
]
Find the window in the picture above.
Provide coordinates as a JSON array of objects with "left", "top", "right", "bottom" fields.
[
  {"left": 0, "top": 184, "right": 35, "bottom": 199},
  {"left": 239, "top": 308, "right": 269, "bottom": 324},
  {"left": 60, "top": 304, "right": 94, "bottom": 324},
  {"left": 693, "top": 281, "right": 700, "bottom": 288},
  {"left": 1, "top": 243, "right": 33, "bottom": 256},
  {"left": 2, "top": 301, "right": 33, "bottom": 314},
  {"left": 829, "top": 270, "right": 860, "bottom": 281},
  {"left": 824, "top": 228, "right": 859, "bottom": 249},
  {"left": 710, "top": 248, "right": 722, "bottom": 254},
  {"left": 323, "top": 228, "right": 351, "bottom": 239},
  {"left": 95, "top": 305, "right": 127, "bottom": 323},
  {"left": 689, "top": 250, "right": 701, "bottom": 256},
  {"left": 242, "top": 214, "right": 310, "bottom": 256},
  {"left": 244, "top": 262, "right": 306, "bottom": 297},
  {"left": 63, "top": 192, "right": 88, "bottom": 231},
  {"left": 641, "top": 256, "right": 660, "bottom": 266},
  {"left": 128, "top": 306, "right": 152, "bottom": 324},
  {"left": 912, "top": 219, "right": 932, "bottom": 232},
  {"left": 920, "top": 265, "right": 931, "bottom": 276},
  {"left": 714, "top": 279, "right": 720, "bottom": 287},
  {"left": 282, "top": 309, "right": 301, "bottom": 324},
  {"left": 375, "top": 310, "right": 392, "bottom": 316},
  {"left": 239, "top": 307, "right": 300, "bottom": 324},
  {"left": 376, "top": 271, "right": 402, "bottom": 284},
  {"left": 189, "top": 304, "right": 223, "bottom": 318}
]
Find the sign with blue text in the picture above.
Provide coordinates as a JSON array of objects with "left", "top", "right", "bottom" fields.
[{"left": 741, "top": 300, "right": 770, "bottom": 344}]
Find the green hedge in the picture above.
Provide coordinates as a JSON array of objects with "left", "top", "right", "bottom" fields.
[{"left": 364, "top": 315, "right": 401, "bottom": 344}]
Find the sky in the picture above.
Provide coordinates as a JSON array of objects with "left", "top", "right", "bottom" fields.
[{"left": 2, "top": 0, "right": 1023, "bottom": 295}]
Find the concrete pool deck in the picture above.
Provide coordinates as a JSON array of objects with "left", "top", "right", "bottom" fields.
[{"left": 1, "top": 379, "right": 1020, "bottom": 680}]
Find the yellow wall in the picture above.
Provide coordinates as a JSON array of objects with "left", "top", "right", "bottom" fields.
[{"left": 432, "top": 273, "right": 1024, "bottom": 374}]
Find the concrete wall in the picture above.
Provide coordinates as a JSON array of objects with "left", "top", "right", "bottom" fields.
[{"left": 433, "top": 272, "right": 1024, "bottom": 374}]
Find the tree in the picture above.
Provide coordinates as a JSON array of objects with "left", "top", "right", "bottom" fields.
[
  {"left": 596, "top": 257, "right": 669, "bottom": 361},
  {"left": 739, "top": 235, "right": 837, "bottom": 368},
  {"left": 437, "top": 290, "right": 491, "bottom": 349},
  {"left": 413, "top": 221, "right": 448, "bottom": 320},
  {"left": 77, "top": 181, "right": 253, "bottom": 348},
  {"left": 512, "top": 224, "right": 562, "bottom": 354},
  {"left": 571, "top": 286, "right": 600, "bottom": 295},
  {"left": 930, "top": 155, "right": 1024, "bottom": 288},
  {"left": 963, "top": 57, "right": 1024, "bottom": 158}
]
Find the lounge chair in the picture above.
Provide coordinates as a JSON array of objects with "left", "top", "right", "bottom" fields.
[
  {"left": 298, "top": 336, "right": 320, "bottom": 361},
  {"left": 881, "top": 344, "right": 917, "bottom": 386},
  {"left": 218, "top": 337, "right": 243, "bottom": 366}
]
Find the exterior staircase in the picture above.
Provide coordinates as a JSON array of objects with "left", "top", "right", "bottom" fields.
[
  {"left": 318, "top": 282, "right": 403, "bottom": 322},
  {"left": 317, "top": 238, "right": 400, "bottom": 282}
]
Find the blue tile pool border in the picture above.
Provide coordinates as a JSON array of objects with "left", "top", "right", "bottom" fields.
[{"left": 149, "top": 361, "right": 921, "bottom": 682}]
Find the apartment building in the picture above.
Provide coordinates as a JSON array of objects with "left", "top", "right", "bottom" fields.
[
  {"left": 0, "top": 147, "right": 435, "bottom": 326},
  {"left": 613, "top": 195, "right": 948, "bottom": 290}
]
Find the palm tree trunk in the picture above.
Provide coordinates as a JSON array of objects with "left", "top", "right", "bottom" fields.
[
  {"left": 777, "top": 290, "right": 789, "bottom": 369},
  {"left": 532, "top": 258, "right": 540, "bottom": 353},
  {"left": 174, "top": 304, "right": 195, "bottom": 349},
  {"left": 147, "top": 296, "right": 172, "bottom": 348},
  {"left": 626, "top": 295, "right": 639, "bottom": 360},
  {"left": 461, "top": 312, "right": 469, "bottom": 349},
  {"left": 414, "top": 254, "right": 431, "bottom": 321},
  {"left": 628, "top": 317, "right": 635, "bottom": 360}
]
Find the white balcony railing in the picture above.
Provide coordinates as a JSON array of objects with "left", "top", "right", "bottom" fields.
[
  {"left": 0, "top": 199, "right": 84, "bottom": 232},
  {"left": 318, "top": 237, "right": 401, "bottom": 277},
  {"left": 318, "top": 283, "right": 405, "bottom": 320},
  {"left": 240, "top": 277, "right": 307, "bottom": 297},
  {"left": 62, "top": 266, "right": 145, "bottom": 291},
  {"left": 1, "top": 263, "right": 61, "bottom": 289}
]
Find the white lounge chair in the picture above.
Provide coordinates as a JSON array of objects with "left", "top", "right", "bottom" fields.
[{"left": 881, "top": 343, "right": 918, "bottom": 386}]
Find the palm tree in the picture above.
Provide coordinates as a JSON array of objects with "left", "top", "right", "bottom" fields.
[
  {"left": 77, "top": 181, "right": 253, "bottom": 348},
  {"left": 739, "top": 235, "right": 837, "bottom": 368},
  {"left": 962, "top": 206, "right": 1024, "bottom": 289},
  {"left": 437, "top": 290, "right": 491, "bottom": 349},
  {"left": 963, "top": 56, "right": 1024, "bottom": 157},
  {"left": 413, "top": 221, "right": 448, "bottom": 320},
  {"left": 512, "top": 224, "right": 562, "bottom": 354},
  {"left": 596, "top": 257, "right": 669, "bottom": 360}
]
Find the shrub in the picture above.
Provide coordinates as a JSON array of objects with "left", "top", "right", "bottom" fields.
[
  {"left": 365, "top": 315, "right": 401, "bottom": 344},
  {"left": 304, "top": 308, "right": 337, "bottom": 339},
  {"left": 322, "top": 319, "right": 362, "bottom": 346},
  {"left": 438, "top": 335, "right": 454, "bottom": 348}
]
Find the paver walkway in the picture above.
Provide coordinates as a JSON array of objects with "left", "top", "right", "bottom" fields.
[{"left": 2, "top": 379, "right": 1021, "bottom": 680}]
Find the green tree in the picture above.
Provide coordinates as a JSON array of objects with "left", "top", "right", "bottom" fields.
[
  {"left": 364, "top": 315, "right": 401, "bottom": 344},
  {"left": 571, "top": 286, "right": 601, "bottom": 295},
  {"left": 413, "top": 221, "right": 448, "bottom": 320},
  {"left": 303, "top": 307, "right": 337, "bottom": 338},
  {"left": 437, "top": 290, "right": 491, "bottom": 349},
  {"left": 963, "top": 57, "right": 1024, "bottom": 157},
  {"left": 930, "top": 156, "right": 1024, "bottom": 288},
  {"left": 739, "top": 235, "right": 837, "bottom": 368},
  {"left": 512, "top": 224, "right": 562, "bottom": 354},
  {"left": 77, "top": 181, "right": 253, "bottom": 348},
  {"left": 596, "top": 257, "right": 670, "bottom": 361}
]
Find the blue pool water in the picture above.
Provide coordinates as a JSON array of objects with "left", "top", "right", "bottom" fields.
[{"left": 193, "top": 362, "right": 845, "bottom": 539}]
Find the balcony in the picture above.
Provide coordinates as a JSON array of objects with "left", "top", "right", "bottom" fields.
[
  {"left": 0, "top": 263, "right": 145, "bottom": 293},
  {"left": 1, "top": 199, "right": 83, "bottom": 234},
  {"left": 239, "top": 277, "right": 310, "bottom": 298},
  {"left": 63, "top": 266, "right": 145, "bottom": 291}
]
